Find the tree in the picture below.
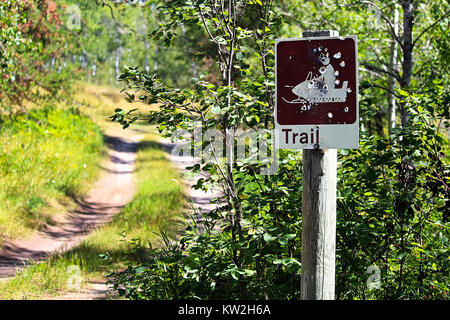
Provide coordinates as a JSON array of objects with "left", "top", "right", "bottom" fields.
[
  {"left": 0, "top": 0, "right": 74, "bottom": 112},
  {"left": 107, "top": 0, "right": 449, "bottom": 300}
]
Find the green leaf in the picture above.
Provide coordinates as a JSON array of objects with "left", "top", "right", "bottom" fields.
[
  {"left": 211, "top": 105, "right": 221, "bottom": 114},
  {"left": 263, "top": 233, "right": 275, "bottom": 242},
  {"left": 397, "top": 89, "right": 409, "bottom": 97},
  {"left": 236, "top": 52, "right": 244, "bottom": 60}
]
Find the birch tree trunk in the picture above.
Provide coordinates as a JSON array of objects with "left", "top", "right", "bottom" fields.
[
  {"left": 115, "top": 46, "right": 120, "bottom": 86},
  {"left": 50, "top": 56, "right": 55, "bottom": 72},
  {"left": 141, "top": 18, "right": 150, "bottom": 73},
  {"left": 144, "top": 36, "right": 150, "bottom": 73},
  {"left": 400, "top": 0, "right": 414, "bottom": 128},
  {"left": 388, "top": 4, "right": 399, "bottom": 134},
  {"left": 114, "top": 27, "right": 121, "bottom": 87},
  {"left": 92, "top": 60, "right": 97, "bottom": 81},
  {"left": 153, "top": 46, "right": 158, "bottom": 72}
]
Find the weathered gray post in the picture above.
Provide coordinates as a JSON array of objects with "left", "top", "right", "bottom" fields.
[{"left": 300, "top": 30, "right": 339, "bottom": 300}]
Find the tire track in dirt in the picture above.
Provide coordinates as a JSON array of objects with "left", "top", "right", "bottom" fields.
[
  {"left": 0, "top": 135, "right": 219, "bottom": 299},
  {"left": 49, "top": 137, "right": 221, "bottom": 300},
  {"left": 0, "top": 133, "right": 142, "bottom": 278}
]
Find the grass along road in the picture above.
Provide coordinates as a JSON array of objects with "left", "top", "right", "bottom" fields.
[
  {"left": 0, "top": 85, "right": 186, "bottom": 299},
  {"left": 0, "top": 131, "right": 141, "bottom": 278},
  {"left": 0, "top": 127, "right": 185, "bottom": 299}
]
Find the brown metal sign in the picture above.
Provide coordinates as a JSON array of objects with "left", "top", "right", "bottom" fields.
[{"left": 275, "top": 36, "right": 359, "bottom": 149}]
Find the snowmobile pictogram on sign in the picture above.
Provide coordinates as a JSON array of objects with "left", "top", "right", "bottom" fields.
[
  {"left": 275, "top": 36, "right": 359, "bottom": 149},
  {"left": 283, "top": 52, "right": 349, "bottom": 104}
]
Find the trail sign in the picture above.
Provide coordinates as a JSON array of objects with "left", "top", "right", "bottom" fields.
[{"left": 275, "top": 35, "right": 359, "bottom": 149}]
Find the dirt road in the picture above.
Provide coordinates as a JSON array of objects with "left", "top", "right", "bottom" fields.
[
  {"left": 0, "top": 131, "right": 220, "bottom": 300},
  {"left": 0, "top": 133, "right": 141, "bottom": 278}
]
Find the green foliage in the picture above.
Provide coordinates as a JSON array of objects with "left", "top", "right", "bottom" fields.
[
  {"left": 336, "top": 88, "right": 449, "bottom": 299},
  {"left": 110, "top": 148, "right": 305, "bottom": 299},
  {"left": 106, "top": 0, "right": 449, "bottom": 300},
  {"left": 108, "top": 0, "right": 307, "bottom": 300},
  {"left": 0, "top": 0, "right": 76, "bottom": 111},
  {"left": 110, "top": 92, "right": 450, "bottom": 300},
  {"left": 58, "top": 0, "right": 202, "bottom": 88},
  {"left": 2, "top": 0, "right": 443, "bottom": 300}
]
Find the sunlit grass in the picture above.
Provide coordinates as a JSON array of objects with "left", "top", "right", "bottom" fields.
[
  {"left": 0, "top": 84, "right": 185, "bottom": 299},
  {"left": 0, "top": 255, "right": 87, "bottom": 300},
  {"left": 0, "top": 127, "right": 186, "bottom": 299},
  {"left": 0, "top": 105, "right": 105, "bottom": 245},
  {"left": 0, "top": 81, "right": 159, "bottom": 246},
  {"left": 72, "top": 82, "right": 157, "bottom": 133}
]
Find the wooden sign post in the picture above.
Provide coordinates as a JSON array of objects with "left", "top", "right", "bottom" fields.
[
  {"left": 301, "top": 144, "right": 337, "bottom": 299},
  {"left": 300, "top": 30, "right": 338, "bottom": 301},
  {"left": 275, "top": 30, "right": 359, "bottom": 300}
]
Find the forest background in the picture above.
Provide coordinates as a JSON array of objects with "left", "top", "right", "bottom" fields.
[{"left": 0, "top": 0, "right": 448, "bottom": 300}]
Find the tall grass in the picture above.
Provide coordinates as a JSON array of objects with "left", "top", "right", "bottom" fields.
[
  {"left": 0, "top": 123, "right": 186, "bottom": 299},
  {"left": 0, "top": 105, "right": 104, "bottom": 244}
]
